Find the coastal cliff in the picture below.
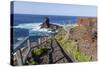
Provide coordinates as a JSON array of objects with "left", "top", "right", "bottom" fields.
[{"left": 69, "top": 17, "right": 97, "bottom": 60}]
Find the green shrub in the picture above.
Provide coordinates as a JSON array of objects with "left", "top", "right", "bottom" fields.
[
  {"left": 77, "top": 52, "right": 91, "bottom": 62},
  {"left": 26, "top": 57, "right": 37, "bottom": 65},
  {"left": 29, "top": 60, "right": 37, "bottom": 65},
  {"left": 32, "top": 48, "right": 43, "bottom": 56},
  {"left": 32, "top": 47, "right": 49, "bottom": 57}
]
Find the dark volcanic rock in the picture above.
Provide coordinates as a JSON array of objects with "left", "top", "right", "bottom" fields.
[
  {"left": 41, "top": 17, "right": 50, "bottom": 28},
  {"left": 40, "top": 16, "right": 61, "bottom": 31}
]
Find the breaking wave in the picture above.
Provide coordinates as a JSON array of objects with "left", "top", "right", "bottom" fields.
[{"left": 13, "top": 22, "right": 63, "bottom": 33}]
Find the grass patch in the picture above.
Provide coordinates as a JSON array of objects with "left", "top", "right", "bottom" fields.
[
  {"left": 48, "top": 35, "right": 55, "bottom": 40},
  {"left": 32, "top": 48, "right": 43, "bottom": 56},
  {"left": 32, "top": 47, "right": 49, "bottom": 57},
  {"left": 30, "top": 61, "right": 37, "bottom": 65},
  {"left": 28, "top": 59, "right": 37, "bottom": 65},
  {"left": 29, "top": 47, "right": 50, "bottom": 65},
  {"left": 72, "top": 50, "right": 91, "bottom": 62},
  {"left": 26, "top": 57, "right": 37, "bottom": 65}
]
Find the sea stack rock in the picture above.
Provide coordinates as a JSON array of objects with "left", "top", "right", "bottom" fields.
[{"left": 41, "top": 17, "right": 50, "bottom": 28}]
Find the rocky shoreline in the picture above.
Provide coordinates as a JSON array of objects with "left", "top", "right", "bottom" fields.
[{"left": 40, "top": 17, "right": 62, "bottom": 31}]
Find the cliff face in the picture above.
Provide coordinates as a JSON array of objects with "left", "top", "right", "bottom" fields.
[
  {"left": 77, "top": 17, "right": 97, "bottom": 27},
  {"left": 69, "top": 17, "right": 97, "bottom": 60}
]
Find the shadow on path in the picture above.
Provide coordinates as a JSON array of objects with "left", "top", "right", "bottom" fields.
[
  {"left": 48, "top": 39, "right": 73, "bottom": 64},
  {"left": 54, "top": 39, "right": 73, "bottom": 62},
  {"left": 48, "top": 39, "right": 53, "bottom": 64}
]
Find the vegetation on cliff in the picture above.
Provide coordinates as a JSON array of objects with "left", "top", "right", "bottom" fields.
[{"left": 54, "top": 27, "right": 95, "bottom": 62}]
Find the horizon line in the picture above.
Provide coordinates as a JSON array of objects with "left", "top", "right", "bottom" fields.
[{"left": 11, "top": 13, "right": 97, "bottom": 18}]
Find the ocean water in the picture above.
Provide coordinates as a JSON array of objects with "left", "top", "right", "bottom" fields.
[
  {"left": 11, "top": 14, "right": 77, "bottom": 48},
  {"left": 12, "top": 14, "right": 77, "bottom": 26}
]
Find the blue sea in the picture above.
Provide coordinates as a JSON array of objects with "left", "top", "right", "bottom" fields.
[{"left": 12, "top": 14, "right": 77, "bottom": 48}]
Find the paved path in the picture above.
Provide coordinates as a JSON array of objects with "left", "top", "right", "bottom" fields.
[{"left": 40, "top": 39, "right": 73, "bottom": 64}]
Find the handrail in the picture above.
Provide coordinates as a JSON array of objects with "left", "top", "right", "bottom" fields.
[
  {"left": 31, "top": 39, "right": 50, "bottom": 49},
  {"left": 13, "top": 36, "right": 29, "bottom": 53},
  {"left": 13, "top": 36, "right": 49, "bottom": 65}
]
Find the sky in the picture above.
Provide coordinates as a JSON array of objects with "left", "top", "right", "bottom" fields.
[{"left": 12, "top": 1, "right": 97, "bottom": 17}]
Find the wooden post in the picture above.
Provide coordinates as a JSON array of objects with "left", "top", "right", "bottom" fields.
[
  {"left": 38, "top": 38, "right": 41, "bottom": 44},
  {"left": 15, "top": 49, "right": 23, "bottom": 65},
  {"left": 22, "top": 39, "right": 31, "bottom": 64},
  {"left": 45, "top": 37, "right": 47, "bottom": 41},
  {"left": 27, "top": 39, "right": 31, "bottom": 50}
]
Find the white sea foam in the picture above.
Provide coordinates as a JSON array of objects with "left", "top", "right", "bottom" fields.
[
  {"left": 13, "top": 23, "right": 42, "bottom": 30},
  {"left": 13, "top": 22, "right": 63, "bottom": 33},
  {"left": 51, "top": 22, "right": 64, "bottom": 27},
  {"left": 13, "top": 22, "right": 77, "bottom": 33}
]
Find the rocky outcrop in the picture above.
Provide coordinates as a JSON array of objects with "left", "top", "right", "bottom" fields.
[
  {"left": 40, "top": 16, "right": 61, "bottom": 31},
  {"left": 40, "top": 17, "right": 50, "bottom": 28}
]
